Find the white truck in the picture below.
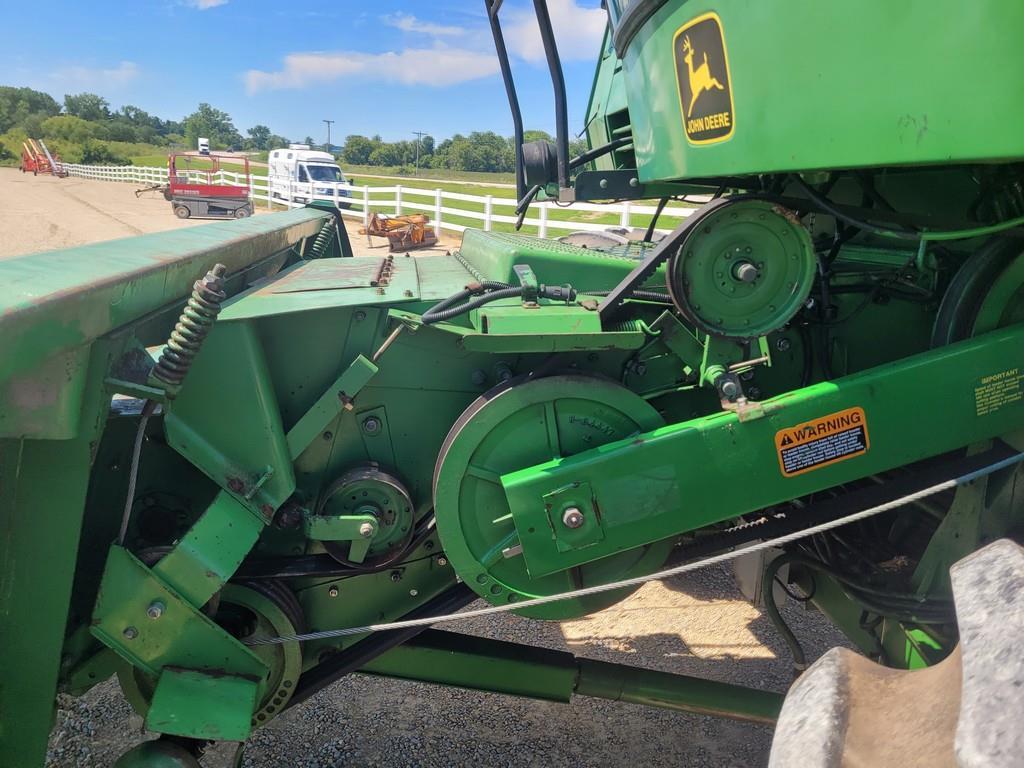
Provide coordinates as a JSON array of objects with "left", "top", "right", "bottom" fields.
[
  {"left": 268, "top": 144, "right": 352, "bottom": 206},
  {"left": 197, "top": 137, "right": 210, "bottom": 155}
]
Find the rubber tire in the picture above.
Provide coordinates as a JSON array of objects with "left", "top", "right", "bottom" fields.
[
  {"left": 234, "top": 206, "right": 251, "bottom": 219},
  {"left": 174, "top": 205, "right": 191, "bottom": 219}
]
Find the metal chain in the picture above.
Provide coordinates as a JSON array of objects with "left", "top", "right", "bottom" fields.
[{"left": 245, "top": 452, "right": 1024, "bottom": 646}]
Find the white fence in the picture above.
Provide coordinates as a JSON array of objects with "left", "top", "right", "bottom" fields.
[{"left": 62, "top": 163, "right": 695, "bottom": 239}]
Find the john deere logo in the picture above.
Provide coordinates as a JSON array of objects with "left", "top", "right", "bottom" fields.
[{"left": 674, "top": 13, "right": 734, "bottom": 144}]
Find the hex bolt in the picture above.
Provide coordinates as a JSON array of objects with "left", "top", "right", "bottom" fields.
[
  {"left": 436, "top": 556, "right": 448, "bottom": 567},
  {"left": 354, "top": 311, "right": 366, "bottom": 322},
  {"left": 328, "top": 586, "right": 340, "bottom": 598},
  {"left": 146, "top": 601, "right": 165, "bottom": 620},
  {"left": 562, "top": 507, "right": 585, "bottom": 529},
  {"left": 471, "top": 369, "right": 487, "bottom": 386},
  {"left": 599, "top": 178, "right": 609, "bottom": 189},
  {"left": 733, "top": 262, "right": 759, "bottom": 283},
  {"left": 776, "top": 337, "right": 792, "bottom": 352},
  {"left": 739, "top": 369, "right": 755, "bottom": 382},
  {"left": 390, "top": 570, "right": 402, "bottom": 582},
  {"left": 409, "top": 589, "right": 419, "bottom": 597},
  {"left": 359, "top": 522, "right": 375, "bottom": 538},
  {"left": 720, "top": 379, "right": 741, "bottom": 399},
  {"left": 362, "top": 416, "right": 381, "bottom": 435},
  {"left": 123, "top": 626, "right": 138, "bottom": 640}
]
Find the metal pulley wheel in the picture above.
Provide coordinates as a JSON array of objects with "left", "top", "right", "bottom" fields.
[
  {"left": 118, "top": 580, "right": 304, "bottom": 729},
  {"left": 432, "top": 374, "right": 675, "bottom": 619},
  {"left": 666, "top": 199, "right": 816, "bottom": 339},
  {"left": 315, "top": 465, "right": 415, "bottom": 567}
]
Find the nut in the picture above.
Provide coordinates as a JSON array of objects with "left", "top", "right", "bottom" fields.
[
  {"left": 328, "top": 586, "right": 339, "bottom": 598},
  {"left": 359, "top": 522, "right": 375, "bottom": 538},
  {"left": 776, "top": 337, "right": 792, "bottom": 352},
  {"left": 436, "top": 556, "right": 448, "bottom": 567},
  {"left": 123, "top": 626, "right": 138, "bottom": 640},
  {"left": 362, "top": 416, "right": 382, "bottom": 435},
  {"left": 562, "top": 507, "right": 585, "bottom": 529},
  {"left": 146, "top": 601, "right": 165, "bottom": 620}
]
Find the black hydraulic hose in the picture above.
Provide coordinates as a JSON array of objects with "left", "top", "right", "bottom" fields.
[
  {"left": 644, "top": 198, "right": 670, "bottom": 242},
  {"left": 587, "top": 288, "right": 672, "bottom": 303},
  {"left": 570, "top": 136, "right": 633, "bottom": 170},
  {"left": 763, "top": 554, "right": 808, "bottom": 672},
  {"left": 422, "top": 285, "right": 521, "bottom": 325}
]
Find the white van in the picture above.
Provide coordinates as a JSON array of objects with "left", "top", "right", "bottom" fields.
[
  {"left": 197, "top": 137, "right": 210, "bottom": 155},
  {"left": 268, "top": 144, "right": 352, "bottom": 206}
]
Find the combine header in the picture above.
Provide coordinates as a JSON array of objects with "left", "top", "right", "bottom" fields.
[
  {"left": 20, "top": 138, "right": 66, "bottom": 177},
  {"left": 1, "top": 2, "right": 1023, "bottom": 766}
]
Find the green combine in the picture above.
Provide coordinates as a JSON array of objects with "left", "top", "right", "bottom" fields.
[{"left": 3, "top": 2, "right": 1023, "bottom": 765}]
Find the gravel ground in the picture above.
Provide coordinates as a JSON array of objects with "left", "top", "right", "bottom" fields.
[
  {"left": 0, "top": 167, "right": 456, "bottom": 260},
  {"left": 46, "top": 566, "right": 849, "bottom": 767}
]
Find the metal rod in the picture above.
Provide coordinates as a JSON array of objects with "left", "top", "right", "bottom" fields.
[
  {"left": 371, "top": 324, "right": 406, "bottom": 363},
  {"left": 485, "top": 0, "right": 526, "bottom": 201},
  {"left": 533, "top": 0, "right": 570, "bottom": 190}
]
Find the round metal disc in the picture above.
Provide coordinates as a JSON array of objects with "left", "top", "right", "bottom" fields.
[
  {"left": 317, "top": 465, "right": 414, "bottom": 564},
  {"left": 432, "top": 374, "right": 675, "bottom": 619},
  {"left": 118, "top": 581, "right": 303, "bottom": 728},
  {"left": 667, "top": 199, "right": 816, "bottom": 339}
]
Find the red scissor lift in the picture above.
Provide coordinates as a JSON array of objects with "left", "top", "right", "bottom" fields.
[{"left": 168, "top": 154, "right": 253, "bottom": 219}]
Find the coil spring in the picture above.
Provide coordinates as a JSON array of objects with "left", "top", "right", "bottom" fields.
[
  {"left": 152, "top": 264, "right": 227, "bottom": 387},
  {"left": 308, "top": 218, "right": 336, "bottom": 259}
]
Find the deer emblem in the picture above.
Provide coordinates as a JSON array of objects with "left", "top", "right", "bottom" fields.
[{"left": 681, "top": 35, "right": 725, "bottom": 117}]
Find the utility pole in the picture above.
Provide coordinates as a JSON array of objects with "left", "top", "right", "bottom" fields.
[
  {"left": 323, "top": 119, "right": 335, "bottom": 153},
  {"left": 413, "top": 131, "right": 426, "bottom": 175}
]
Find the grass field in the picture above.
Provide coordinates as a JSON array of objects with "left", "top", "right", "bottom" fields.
[{"left": 125, "top": 152, "right": 689, "bottom": 236}]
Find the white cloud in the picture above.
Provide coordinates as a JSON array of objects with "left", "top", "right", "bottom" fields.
[
  {"left": 382, "top": 13, "right": 465, "bottom": 37},
  {"left": 49, "top": 61, "right": 139, "bottom": 88},
  {"left": 184, "top": 0, "right": 228, "bottom": 9},
  {"left": 505, "top": 0, "right": 605, "bottom": 62},
  {"left": 245, "top": 46, "right": 499, "bottom": 93}
]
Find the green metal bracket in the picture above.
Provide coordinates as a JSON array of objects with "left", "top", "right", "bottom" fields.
[
  {"left": 286, "top": 353, "right": 379, "bottom": 460},
  {"left": 90, "top": 546, "right": 266, "bottom": 680},
  {"left": 501, "top": 324, "right": 1024, "bottom": 578},
  {"left": 513, "top": 264, "right": 539, "bottom": 305},
  {"left": 304, "top": 512, "right": 378, "bottom": 563},
  {"left": 146, "top": 667, "right": 258, "bottom": 742},
  {"left": 542, "top": 481, "right": 605, "bottom": 552}
]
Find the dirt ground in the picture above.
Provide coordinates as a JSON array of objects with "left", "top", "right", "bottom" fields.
[
  {"left": 0, "top": 167, "right": 457, "bottom": 260},
  {"left": 1, "top": 167, "right": 852, "bottom": 767}
]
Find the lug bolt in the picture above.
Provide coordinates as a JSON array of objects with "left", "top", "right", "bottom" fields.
[
  {"left": 123, "top": 626, "right": 138, "bottom": 640},
  {"left": 146, "top": 601, "right": 165, "bottom": 620},
  {"left": 359, "top": 522, "right": 375, "bottom": 538},
  {"left": 776, "top": 338, "right": 792, "bottom": 352},
  {"left": 328, "top": 586, "right": 339, "bottom": 598},
  {"left": 362, "top": 416, "right": 381, "bottom": 435},
  {"left": 562, "top": 507, "right": 585, "bottom": 529}
]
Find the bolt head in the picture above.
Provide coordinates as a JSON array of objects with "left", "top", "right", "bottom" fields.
[
  {"left": 328, "top": 586, "right": 340, "bottom": 598},
  {"left": 359, "top": 522, "right": 375, "bottom": 538},
  {"left": 354, "top": 310, "right": 367, "bottom": 322},
  {"left": 599, "top": 178, "right": 609, "bottom": 189},
  {"left": 562, "top": 507, "right": 585, "bottom": 529},
  {"left": 362, "top": 416, "right": 381, "bottom": 435},
  {"left": 390, "top": 570, "right": 402, "bottom": 582},
  {"left": 409, "top": 589, "right": 419, "bottom": 597},
  {"left": 720, "top": 379, "right": 741, "bottom": 399},
  {"left": 123, "top": 626, "right": 138, "bottom": 640},
  {"left": 733, "top": 261, "right": 759, "bottom": 283},
  {"left": 776, "top": 337, "right": 792, "bottom": 352},
  {"left": 436, "top": 556, "right": 448, "bottom": 567},
  {"left": 146, "top": 601, "right": 165, "bottom": 620}
]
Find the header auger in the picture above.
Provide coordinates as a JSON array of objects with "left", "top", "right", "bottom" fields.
[{"left": 3, "top": 2, "right": 1024, "bottom": 766}]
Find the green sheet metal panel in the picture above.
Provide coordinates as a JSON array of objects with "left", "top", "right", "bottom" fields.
[{"left": 620, "top": 0, "right": 1024, "bottom": 181}]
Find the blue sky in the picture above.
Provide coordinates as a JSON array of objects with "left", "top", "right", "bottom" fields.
[{"left": 3, "top": 0, "right": 609, "bottom": 143}]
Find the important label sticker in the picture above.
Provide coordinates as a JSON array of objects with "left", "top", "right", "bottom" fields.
[
  {"left": 974, "top": 368, "right": 1022, "bottom": 416},
  {"left": 775, "top": 407, "right": 869, "bottom": 477}
]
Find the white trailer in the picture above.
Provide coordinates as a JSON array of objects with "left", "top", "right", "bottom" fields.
[
  {"left": 197, "top": 138, "right": 210, "bottom": 155},
  {"left": 268, "top": 144, "right": 352, "bottom": 206}
]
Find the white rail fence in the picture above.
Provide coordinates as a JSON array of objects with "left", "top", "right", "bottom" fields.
[{"left": 62, "top": 164, "right": 696, "bottom": 238}]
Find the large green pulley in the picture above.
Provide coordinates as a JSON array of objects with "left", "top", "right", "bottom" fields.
[
  {"left": 666, "top": 199, "right": 816, "bottom": 339},
  {"left": 433, "top": 374, "right": 675, "bottom": 619}
]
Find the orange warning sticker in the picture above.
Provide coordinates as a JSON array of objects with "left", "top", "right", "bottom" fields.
[{"left": 775, "top": 407, "right": 869, "bottom": 477}]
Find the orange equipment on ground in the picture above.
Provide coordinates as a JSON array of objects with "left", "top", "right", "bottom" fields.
[
  {"left": 359, "top": 212, "right": 438, "bottom": 252},
  {"left": 20, "top": 139, "right": 67, "bottom": 177}
]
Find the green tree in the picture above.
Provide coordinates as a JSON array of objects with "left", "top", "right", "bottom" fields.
[
  {"left": 246, "top": 124, "right": 272, "bottom": 151},
  {"left": 64, "top": 92, "right": 110, "bottom": 122},
  {"left": 340, "top": 135, "right": 378, "bottom": 165},
  {"left": 183, "top": 103, "right": 241, "bottom": 150},
  {"left": 267, "top": 134, "right": 290, "bottom": 150},
  {"left": 41, "top": 115, "right": 105, "bottom": 143},
  {"left": 0, "top": 86, "right": 61, "bottom": 133}
]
